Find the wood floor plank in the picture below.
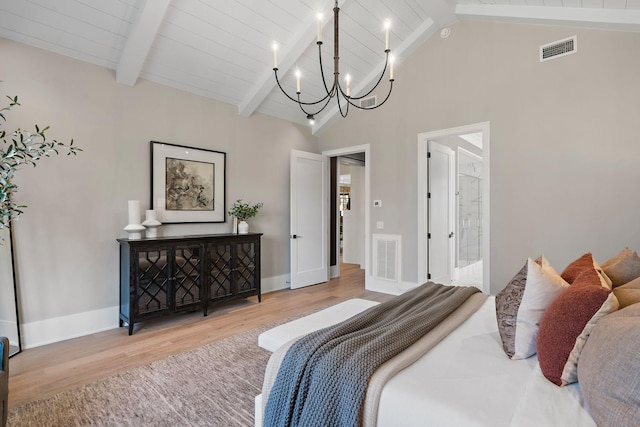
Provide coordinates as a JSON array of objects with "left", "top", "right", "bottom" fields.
[{"left": 8, "top": 263, "right": 391, "bottom": 409}]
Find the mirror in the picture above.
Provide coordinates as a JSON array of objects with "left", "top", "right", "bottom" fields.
[{"left": 0, "top": 227, "right": 21, "bottom": 357}]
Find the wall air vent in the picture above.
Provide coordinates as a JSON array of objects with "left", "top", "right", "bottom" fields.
[
  {"left": 360, "top": 96, "right": 377, "bottom": 109},
  {"left": 540, "top": 36, "right": 577, "bottom": 62},
  {"left": 373, "top": 234, "right": 401, "bottom": 282}
]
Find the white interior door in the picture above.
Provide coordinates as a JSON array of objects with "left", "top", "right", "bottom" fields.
[
  {"left": 428, "top": 141, "right": 455, "bottom": 285},
  {"left": 290, "top": 150, "right": 328, "bottom": 289}
]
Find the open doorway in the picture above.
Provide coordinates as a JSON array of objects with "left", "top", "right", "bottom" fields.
[
  {"left": 417, "top": 123, "right": 490, "bottom": 294},
  {"left": 323, "top": 145, "right": 370, "bottom": 280},
  {"left": 336, "top": 155, "right": 365, "bottom": 272}
]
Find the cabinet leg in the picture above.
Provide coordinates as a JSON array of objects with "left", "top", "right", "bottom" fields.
[
  {"left": 119, "top": 318, "right": 123, "bottom": 327},
  {"left": 128, "top": 323, "right": 134, "bottom": 335},
  {"left": 258, "top": 293, "right": 262, "bottom": 303}
]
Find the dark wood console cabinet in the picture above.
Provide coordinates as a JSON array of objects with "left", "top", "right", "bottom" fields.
[{"left": 118, "top": 233, "right": 261, "bottom": 334}]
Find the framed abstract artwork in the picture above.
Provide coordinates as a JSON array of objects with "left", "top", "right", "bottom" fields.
[{"left": 150, "top": 141, "right": 226, "bottom": 223}]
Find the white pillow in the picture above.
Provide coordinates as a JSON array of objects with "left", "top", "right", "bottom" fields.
[{"left": 496, "top": 256, "right": 570, "bottom": 360}]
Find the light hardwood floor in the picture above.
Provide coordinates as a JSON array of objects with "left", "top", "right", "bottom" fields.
[{"left": 8, "top": 263, "right": 391, "bottom": 409}]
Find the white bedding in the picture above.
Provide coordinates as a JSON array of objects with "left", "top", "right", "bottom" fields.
[
  {"left": 257, "top": 296, "right": 597, "bottom": 427},
  {"left": 376, "top": 297, "right": 596, "bottom": 427}
]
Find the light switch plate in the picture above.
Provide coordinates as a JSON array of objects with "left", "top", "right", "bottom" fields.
[{"left": 376, "top": 221, "right": 384, "bottom": 229}]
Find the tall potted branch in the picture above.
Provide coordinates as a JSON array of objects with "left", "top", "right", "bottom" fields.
[{"left": 0, "top": 95, "right": 81, "bottom": 229}]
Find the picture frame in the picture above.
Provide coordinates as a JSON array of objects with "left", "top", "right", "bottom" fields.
[{"left": 150, "top": 141, "right": 226, "bottom": 223}]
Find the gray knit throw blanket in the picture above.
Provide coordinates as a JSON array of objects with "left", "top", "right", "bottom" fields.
[{"left": 263, "top": 281, "right": 481, "bottom": 427}]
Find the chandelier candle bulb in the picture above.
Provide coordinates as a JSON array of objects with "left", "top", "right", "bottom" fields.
[
  {"left": 272, "top": 42, "right": 278, "bottom": 69},
  {"left": 346, "top": 74, "right": 351, "bottom": 97},
  {"left": 317, "top": 13, "right": 323, "bottom": 43},
  {"left": 385, "top": 20, "right": 391, "bottom": 51},
  {"left": 390, "top": 56, "right": 395, "bottom": 80},
  {"left": 296, "top": 69, "right": 301, "bottom": 93}
]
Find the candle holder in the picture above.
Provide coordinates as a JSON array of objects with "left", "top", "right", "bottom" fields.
[
  {"left": 142, "top": 209, "right": 162, "bottom": 238},
  {"left": 124, "top": 200, "right": 145, "bottom": 240}
]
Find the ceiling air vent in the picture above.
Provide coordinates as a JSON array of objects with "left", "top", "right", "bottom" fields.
[
  {"left": 360, "top": 96, "right": 377, "bottom": 109},
  {"left": 540, "top": 36, "right": 577, "bottom": 62}
]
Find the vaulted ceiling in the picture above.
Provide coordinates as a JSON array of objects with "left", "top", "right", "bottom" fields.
[{"left": 0, "top": 0, "right": 638, "bottom": 134}]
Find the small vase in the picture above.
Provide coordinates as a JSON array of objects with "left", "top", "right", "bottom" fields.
[
  {"left": 142, "top": 209, "right": 162, "bottom": 238},
  {"left": 238, "top": 220, "right": 249, "bottom": 234}
]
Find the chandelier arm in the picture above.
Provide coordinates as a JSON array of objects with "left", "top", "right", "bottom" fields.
[
  {"left": 274, "top": 69, "right": 334, "bottom": 106},
  {"left": 346, "top": 53, "right": 390, "bottom": 101},
  {"left": 297, "top": 86, "right": 337, "bottom": 118},
  {"left": 296, "top": 94, "right": 313, "bottom": 116},
  {"left": 343, "top": 81, "right": 393, "bottom": 110},
  {"left": 317, "top": 43, "right": 332, "bottom": 95},
  {"left": 337, "top": 92, "right": 350, "bottom": 118}
]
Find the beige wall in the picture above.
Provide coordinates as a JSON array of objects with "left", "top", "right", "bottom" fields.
[
  {"left": 1, "top": 38, "right": 317, "bottom": 345},
  {"left": 318, "top": 20, "right": 640, "bottom": 294},
  {"left": 4, "top": 19, "right": 640, "bottom": 345}
]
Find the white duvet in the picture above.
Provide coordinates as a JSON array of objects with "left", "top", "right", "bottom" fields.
[{"left": 376, "top": 297, "right": 596, "bottom": 427}]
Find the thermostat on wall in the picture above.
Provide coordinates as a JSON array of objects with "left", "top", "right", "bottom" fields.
[{"left": 374, "top": 200, "right": 382, "bottom": 207}]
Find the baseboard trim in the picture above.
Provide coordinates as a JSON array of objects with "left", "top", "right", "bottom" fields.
[
  {"left": 365, "top": 276, "right": 419, "bottom": 295},
  {"left": 330, "top": 265, "right": 339, "bottom": 279},
  {"left": 261, "top": 273, "right": 290, "bottom": 294},
  {"left": 22, "top": 306, "right": 120, "bottom": 349},
  {"left": 21, "top": 275, "right": 291, "bottom": 348}
]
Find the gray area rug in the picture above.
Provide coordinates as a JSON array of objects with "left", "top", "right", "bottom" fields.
[{"left": 8, "top": 322, "right": 280, "bottom": 427}]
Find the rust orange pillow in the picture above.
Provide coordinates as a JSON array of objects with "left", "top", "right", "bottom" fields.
[
  {"left": 536, "top": 268, "right": 619, "bottom": 386},
  {"left": 560, "top": 252, "right": 611, "bottom": 288}
]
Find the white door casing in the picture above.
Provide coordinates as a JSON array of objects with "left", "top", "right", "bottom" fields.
[
  {"left": 290, "top": 150, "right": 328, "bottom": 289},
  {"left": 417, "top": 122, "right": 491, "bottom": 294},
  {"left": 428, "top": 141, "right": 455, "bottom": 285}
]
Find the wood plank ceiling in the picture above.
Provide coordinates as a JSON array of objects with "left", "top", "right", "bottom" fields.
[{"left": 0, "top": 0, "right": 638, "bottom": 134}]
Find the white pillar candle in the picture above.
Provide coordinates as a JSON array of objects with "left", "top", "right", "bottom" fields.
[
  {"left": 317, "top": 13, "right": 323, "bottom": 43},
  {"left": 272, "top": 42, "right": 278, "bottom": 68},
  {"left": 128, "top": 200, "right": 141, "bottom": 225},
  {"left": 385, "top": 21, "right": 390, "bottom": 51},
  {"left": 296, "top": 69, "right": 301, "bottom": 93}
]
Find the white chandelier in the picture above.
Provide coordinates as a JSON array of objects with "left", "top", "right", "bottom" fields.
[{"left": 272, "top": 1, "right": 394, "bottom": 126}]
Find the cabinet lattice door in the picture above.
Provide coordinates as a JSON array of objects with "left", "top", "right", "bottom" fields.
[{"left": 118, "top": 233, "right": 261, "bottom": 335}]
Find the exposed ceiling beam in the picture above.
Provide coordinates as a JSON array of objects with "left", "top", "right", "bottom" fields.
[
  {"left": 116, "top": 0, "right": 171, "bottom": 86},
  {"left": 312, "top": 17, "right": 439, "bottom": 135},
  {"left": 455, "top": 5, "right": 640, "bottom": 32},
  {"left": 238, "top": 0, "right": 349, "bottom": 118}
]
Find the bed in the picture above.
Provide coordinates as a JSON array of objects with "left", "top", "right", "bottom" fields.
[{"left": 256, "top": 250, "right": 640, "bottom": 427}]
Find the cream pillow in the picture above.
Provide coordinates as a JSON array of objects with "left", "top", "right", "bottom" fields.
[
  {"left": 602, "top": 247, "right": 640, "bottom": 288},
  {"left": 613, "top": 277, "right": 640, "bottom": 308}
]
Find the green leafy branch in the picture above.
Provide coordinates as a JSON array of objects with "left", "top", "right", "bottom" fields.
[
  {"left": 228, "top": 199, "right": 263, "bottom": 221},
  {"left": 0, "top": 95, "right": 81, "bottom": 229}
]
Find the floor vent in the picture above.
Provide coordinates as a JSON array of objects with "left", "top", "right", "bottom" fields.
[
  {"left": 540, "top": 36, "right": 577, "bottom": 62},
  {"left": 360, "top": 95, "right": 377, "bottom": 109},
  {"left": 373, "top": 234, "right": 401, "bottom": 282}
]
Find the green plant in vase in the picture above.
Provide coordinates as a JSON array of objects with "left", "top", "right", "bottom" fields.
[{"left": 228, "top": 199, "right": 263, "bottom": 234}]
